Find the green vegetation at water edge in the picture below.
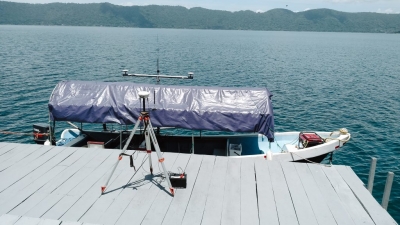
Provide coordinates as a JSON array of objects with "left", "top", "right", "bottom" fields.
[{"left": 1, "top": 1, "right": 400, "bottom": 33}]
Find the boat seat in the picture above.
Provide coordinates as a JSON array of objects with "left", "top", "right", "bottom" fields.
[
  {"left": 64, "top": 134, "right": 88, "bottom": 147},
  {"left": 282, "top": 144, "right": 298, "bottom": 152},
  {"left": 213, "top": 149, "right": 226, "bottom": 156}
]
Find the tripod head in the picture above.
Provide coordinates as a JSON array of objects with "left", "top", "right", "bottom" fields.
[{"left": 138, "top": 91, "right": 150, "bottom": 112}]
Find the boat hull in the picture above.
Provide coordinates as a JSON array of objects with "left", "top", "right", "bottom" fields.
[
  {"left": 293, "top": 153, "right": 330, "bottom": 163},
  {"left": 52, "top": 129, "right": 350, "bottom": 163}
]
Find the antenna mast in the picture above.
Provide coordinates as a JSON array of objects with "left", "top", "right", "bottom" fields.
[
  {"left": 122, "top": 35, "right": 194, "bottom": 81},
  {"left": 157, "top": 35, "right": 160, "bottom": 75}
]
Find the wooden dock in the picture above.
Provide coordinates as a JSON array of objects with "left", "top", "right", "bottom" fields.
[{"left": 0, "top": 142, "right": 397, "bottom": 225}]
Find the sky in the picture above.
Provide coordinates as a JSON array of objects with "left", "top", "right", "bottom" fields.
[{"left": 9, "top": 0, "right": 400, "bottom": 14}]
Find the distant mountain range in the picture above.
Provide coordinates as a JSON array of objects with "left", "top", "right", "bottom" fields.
[{"left": 1, "top": 1, "right": 400, "bottom": 33}]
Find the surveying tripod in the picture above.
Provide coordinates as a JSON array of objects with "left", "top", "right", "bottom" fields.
[{"left": 101, "top": 91, "right": 174, "bottom": 196}]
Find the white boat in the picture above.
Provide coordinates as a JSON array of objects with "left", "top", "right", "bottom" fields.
[{"left": 33, "top": 80, "right": 350, "bottom": 163}]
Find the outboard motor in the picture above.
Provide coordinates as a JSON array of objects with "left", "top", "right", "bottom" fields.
[{"left": 33, "top": 123, "right": 49, "bottom": 144}]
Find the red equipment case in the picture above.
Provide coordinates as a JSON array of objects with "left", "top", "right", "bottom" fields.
[{"left": 299, "top": 132, "right": 324, "bottom": 148}]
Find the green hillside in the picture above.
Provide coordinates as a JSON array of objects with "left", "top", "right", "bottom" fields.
[{"left": 1, "top": 1, "right": 399, "bottom": 33}]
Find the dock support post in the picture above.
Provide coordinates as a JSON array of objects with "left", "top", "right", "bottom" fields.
[
  {"left": 367, "top": 157, "right": 377, "bottom": 193},
  {"left": 381, "top": 172, "right": 394, "bottom": 210}
]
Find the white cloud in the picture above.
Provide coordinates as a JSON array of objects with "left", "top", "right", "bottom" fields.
[
  {"left": 119, "top": 2, "right": 135, "bottom": 6},
  {"left": 377, "top": 8, "right": 400, "bottom": 14}
]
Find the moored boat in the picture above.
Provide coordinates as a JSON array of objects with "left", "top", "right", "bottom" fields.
[{"left": 33, "top": 80, "right": 350, "bottom": 163}]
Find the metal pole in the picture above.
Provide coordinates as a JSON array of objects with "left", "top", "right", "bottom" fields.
[
  {"left": 48, "top": 117, "right": 53, "bottom": 145},
  {"left": 191, "top": 131, "right": 194, "bottom": 154},
  {"left": 101, "top": 119, "right": 141, "bottom": 193},
  {"left": 147, "top": 121, "right": 174, "bottom": 195},
  {"left": 120, "top": 129, "right": 122, "bottom": 150},
  {"left": 367, "top": 157, "right": 377, "bottom": 193},
  {"left": 52, "top": 120, "right": 56, "bottom": 144},
  {"left": 145, "top": 126, "right": 153, "bottom": 174},
  {"left": 381, "top": 172, "right": 394, "bottom": 210}
]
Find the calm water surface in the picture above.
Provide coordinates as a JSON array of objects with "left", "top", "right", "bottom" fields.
[{"left": 0, "top": 25, "right": 399, "bottom": 221}]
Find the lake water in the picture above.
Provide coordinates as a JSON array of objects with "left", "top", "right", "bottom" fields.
[{"left": 0, "top": 25, "right": 399, "bottom": 221}]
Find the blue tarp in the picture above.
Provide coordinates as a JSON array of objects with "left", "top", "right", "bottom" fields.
[{"left": 48, "top": 81, "right": 274, "bottom": 140}]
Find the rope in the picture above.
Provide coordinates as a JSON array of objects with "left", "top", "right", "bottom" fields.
[
  {"left": 325, "top": 128, "right": 351, "bottom": 143},
  {"left": 0, "top": 130, "right": 48, "bottom": 136},
  {"left": 289, "top": 151, "right": 332, "bottom": 167},
  {"left": 276, "top": 136, "right": 298, "bottom": 153}
]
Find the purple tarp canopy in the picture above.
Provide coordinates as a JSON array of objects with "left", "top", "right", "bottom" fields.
[{"left": 48, "top": 80, "right": 274, "bottom": 139}]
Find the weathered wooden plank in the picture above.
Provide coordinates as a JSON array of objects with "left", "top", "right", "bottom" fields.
[
  {"left": 103, "top": 150, "right": 168, "bottom": 225},
  {"left": 0, "top": 145, "right": 55, "bottom": 173},
  {"left": 2, "top": 166, "right": 65, "bottom": 215},
  {"left": 201, "top": 156, "right": 229, "bottom": 225},
  {"left": 0, "top": 147, "right": 81, "bottom": 201},
  {"left": 69, "top": 151, "right": 142, "bottom": 223},
  {"left": 345, "top": 165, "right": 365, "bottom": 187},
  {"left": 161, "top": 154, "right": 204, "bottom": 225},
  {"left": 96, "top": 188, "right": 138, "bottom": 225},
  {"left": 0, "top": 214, "right": 21, "bottom": 225},
  {"left": 64, "top": 222, "right": 101, "bottom": 225},
  {"left": 60, "top": 195, "right": 99, "bottom": 222},
  {"left": 0, "top": 143, "right": 20, "bottom": 163},
  {"left": 78, "top": 150, "right": 147, "bottom": 223},
  {"left": 115, "top": 153, "right": 181, "bottom": 225},
  {"left": 322, "top": 166, "right": 375, "bottom": 225},
  {"left": 220, "top": 157, "right": 241, "bottom": 225},
  {"left": 0, "top": 145, "right": 52, "bottom": 173},
  {"left": 141, "top": 190, "right": 174, "bottom": 225},
  {"left": 240, "top": 157, "right": 259, "bottom": 225},
  {"left": 37, "top": 218, "right": 62, "bottom": 225},
  {"left": 0, "top": 144, "right": 40, "bottom": 170},
  {"left": 59, "top": 151, "right": 124, "bottom": 222},
  {"left": 51, "top": 149, "right": 112, "bottom": 195},
  {"left": 0, "top": 146, "right": 70, "bottom": 193},
  {"left": 24, "top": 193, "right": 65, "bottom": 218},
  {"left": 41, "top": 195, "right": 80, "bottom": 221},
  {"left": 335, "top": 165, "right": 397, "bottom": 225},
  {"left": 37, "top": 148, "right": 99, "bottom": 194},
  {"left": 0, "top": 148, "right": 91, "bottom": 215},
  {"left": 79, "top": 154, "right": 143, "bottom": 224},
  {"left": 139, "top": 153, "right": 190, "bottom": 225},
  {"left": 1, "top": 143, "right": 397, "bottom": 225},
  {"left": 281, "top": 162, "right": 318, "bottom": 225},
  {"left": 254, "top": 159, "right": 279, "bottom": 225},
  {"left": 0, "top": 142, "right": 10, "bottom": 149},
  {"left": 307, "top": 164, "right": 355, "bottom": 225},
  {"left": 293, "top": 163, "right": 337, "bottom": 225},
  {"left": 0, "top": 142, "right": 19, "bottom": 156},
  {"left": 9, "top": 192, "right": 50, "bottom": 216},
  {"left": 114, "top": 188, "right": 160, "bottom": 225},
  {"left": 66, "top": 150, "right": 122, "bottom": 197},
  {"left": 96, "top": 151, "right": 177, "bottom": 224},
  {"left": 13, "top": 216, "right": 42, "bottom": 225},
  {"left": 60, "top": 222, "right": 82, "bottom": 225},
  {"left": 181, "top": 155, "right": 216, "bottom": 225},
  {"left": 0, "top": 151, "right": 80, "bottom": 215},
  {"left": 268, "top": 160, "right": 299, "bottom": 225},
  {"left": 41, "top": 150, "right": 115, "bottom": 220}
]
